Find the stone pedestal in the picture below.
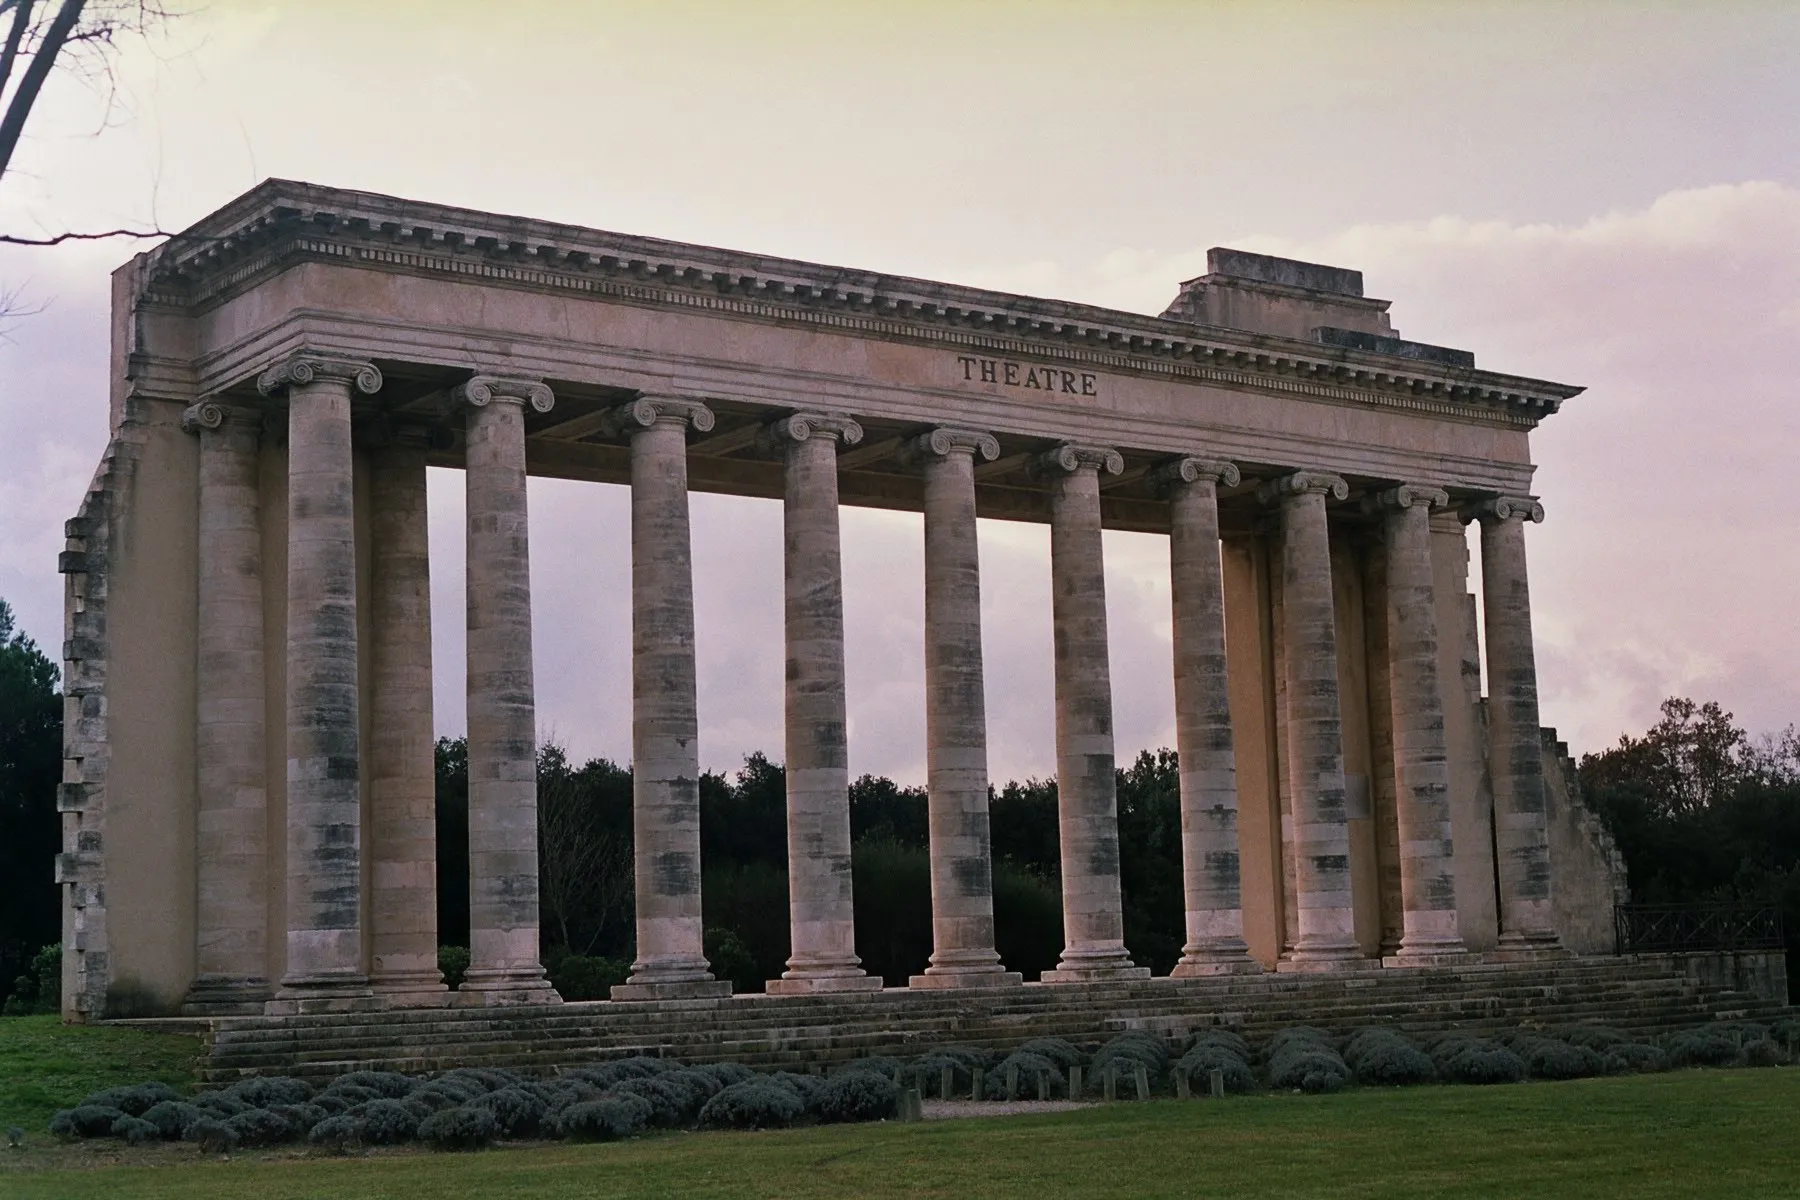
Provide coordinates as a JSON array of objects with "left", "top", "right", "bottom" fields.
[
  {"left": 259, "top": 354, "right": 382, "bottom": 1013},
  {"left": 909, "top": 430, "right": 1020, "bottom": 990},
  {"left": 1373, "top": 486, "right": 1468, "bottom": 961},
  {"left": 1259, "top": 470, "right": 1364, "bottom": 968},
  {"left": 181, "top": 402, "right": 273, "bottom": 1016},
  {"left": 1161, "top": 458, "right": 1261, "bottom": 978},
  {"left": 765, "top": 414, "right": 881, "bottom": 996},
  {"left": 1470, "top": 496, "right": 1563, "bottom": 954},
  {"left": 455, "top": 377, "right": 560, "bottom": 1005},
  {"left": 366, "top": 427, "right": 449, "bottom": 1005},
  {"left": 609, "top": 396, "right": 729, "bottom": 999},
  {"left": 1037, "top": 444, "right": 1148, "bottom": 984}
]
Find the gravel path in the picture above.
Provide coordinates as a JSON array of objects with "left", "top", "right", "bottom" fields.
[{"left": 920, "top": 1099, "right": 1097, "bottom": 1120}]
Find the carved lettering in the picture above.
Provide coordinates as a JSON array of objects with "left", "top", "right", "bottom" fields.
[{"left": 954, "top": 355, "right": 1101, "bottom": 399}]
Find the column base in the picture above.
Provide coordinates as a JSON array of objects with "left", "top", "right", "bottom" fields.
[
  {"left": 371, "top": 969, "right": 451, "bottom": 1009},
  {"left": 1486, "top": 931, "right": 1569, "bottom": 963},
  {"left": 180, "top": 975, "right": 273, "bottom": 1017},
  {"left": 1275, "top": 945, "right": 1380, "bottom": 974},
  {"left": 454, "top": 969, "right": 561, "bottom": 1007},
  {"left": 908, "top": 969, "right": 1024, "bottom": 990},
  {"left": 1381, "top": 950, "right": 1474, "bottom": 969},
  {"left": 264, "top": 974, "right": 386, "bottom": 1016},
  {"left": 1042, "top": 945, "right": 1148, "bottom": 983},
  {"left": 611, "top": 979, "right": 734, "bottom": 1001},
  {"left": 766, "top": 972, "right": 885, "bottom": 996},
  {"left": 1170, "top": 955, "right": 1264, "bottom": 978}
]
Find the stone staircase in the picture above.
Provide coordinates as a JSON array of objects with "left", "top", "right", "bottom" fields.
[{"left": 194, "top": 953, "right": 1789, "bottom": 1083}]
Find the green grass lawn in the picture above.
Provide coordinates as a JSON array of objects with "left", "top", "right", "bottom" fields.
[
  {"left": 0, "top": 1015, "right": 200, "bottom": 1132},
  {"left": 5, "top": 1067, "right": 1798, "bottom": 1200}
]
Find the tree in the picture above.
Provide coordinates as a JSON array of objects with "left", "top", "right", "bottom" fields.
[
  {"left": 0, "top": 597, "right": 62, "bottom": 1006},
  {"left": 536, "top": 742, "right": 632, "bottom": 958}
]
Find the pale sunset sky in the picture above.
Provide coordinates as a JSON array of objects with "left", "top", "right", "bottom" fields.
[{"left": 3, "top": 1, "right": 1797, "bottom": 784}]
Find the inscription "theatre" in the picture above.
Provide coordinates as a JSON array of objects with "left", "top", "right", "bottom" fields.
[{"left": 956, "top": 355, "right": 1098, "bottom": 396}]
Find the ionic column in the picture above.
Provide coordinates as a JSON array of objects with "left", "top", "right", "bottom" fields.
[
  {"left": 909, "top": 429, "right": 1019, "bottom": 989},
  {"left": 1257, "top": 470, "right": 1362, "bottom": 967},
  {"left": 366, "top": 423, "right": 449, "bottom": 1003},
  {"left": 180, "top": 401, "right": 272, "bottom": 1015},
  {"left": 762, "top": 414, "right": 882, "bottom": 995},
  {"left": 1037, "top": 443, "right": 1148, "bottom": 983},
  {"left": 1158, "top": 456, "right": 1260, "bottom": 976},
  {"left": 1371, "top": 485, "right": 1468, "bottom": 962},
  {"left": 452, "top": 376, "right": 559, "bottom": 1004},
  {"left": 607, "top": 395, "right": 730, "bottom": 1000},
  {"left": 1468, "top": 495, "right": 1562, "bottom": 952},
  {"left": 258, "top": 353, "right": 381, "bottom": 1011}
]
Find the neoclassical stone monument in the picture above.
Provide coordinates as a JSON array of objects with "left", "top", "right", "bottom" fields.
[{"left": 58, "top": 182, "right": 1632, "bottom": 1020}]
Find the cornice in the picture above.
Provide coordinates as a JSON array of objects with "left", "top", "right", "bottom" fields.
[{"left": 137, "top": 180, "right": 1583, "bottom": 430}]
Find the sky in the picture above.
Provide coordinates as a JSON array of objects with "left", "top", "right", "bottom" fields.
[{"left": 2, "top": 1, "right": 1798, "bottom": 785}]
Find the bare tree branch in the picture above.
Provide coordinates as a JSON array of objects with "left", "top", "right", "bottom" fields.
[
  {"left": 0, "top": 0, "right": 83, "bottom": 181},
  {"left": 0, "top": 225, "right": 164, "bottom": 244}
]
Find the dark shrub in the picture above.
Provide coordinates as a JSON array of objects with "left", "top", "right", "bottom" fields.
[
  {"left": 1343, "top": 1030, "right": 1435, "bottom": 1087},
  {"left": 1101, "top": 1032, "right": 1171, "bottom": 1066},
  {"left": 311, "top": 1093, "right": 354, "bottom": 1116},
  {"left": 111, "top": 1115, "right": 161, "bottom": 1146},
  {"left": 267, "top": 1102, "right": 329, "bottom": 1134},
  {"left": 698, "top": 1081, "right": 806, "bottom": 1130},
  {"left": 225, "top": 1077, "right": 316, "bottom": 1107},
  {"left": 1267, "top": 1047, "right": 1350, "bottom": 1094},
  {"left": 141, "top": 1100, "right": 204, "bottom": 1140},
  {"left": 315, "top": 1084, "right": 381, "bottom": 1110},
  {"left": 346, "top": 1098, "right": 422, "bottom": 1145},
  {"left": 610, "top": 1076, "right": 692, "bottom": 1128},
  {"left": 1176, "top": 1045, "right": 1256, "bottom": 1094},
  {"left": 335, "top": 1071, "right": 415, "bottom": 1099},
  {"left": 57, "top": 1106, "right": 125, "bottom": 1138},
  {"left": 1602, "top": 1042, "right": 1671, "bottom": 1074},
  {"left": 543, "top": 1079, "right": 605, "bottom": 1115},
  {"left": 419, "top": 1105, "right": 499, "bottom": 1151},
  {"left": 1186, "top": 1029, "right": 1252, "bottom": 1060},
  {"left": 1557, "top": 1026, "right": 1631, "bottom": 1052},
  {"left": 190, "top": 1118, "right": 240, "bottom": 1155},
  {"left": 1436, "top": 1040, "right": 1525, "bottom": 1085},
  {"left": 82, "top": 1083, "right": 180, "bottom": 1116},
  {"left": 1016, "top": 1037, "right": 1083, "bottom": 1072},
  {"left": 225, "top": 1108, "right": 295, "bottom": 1148},
  {"left": 1740, "top": 1038, "right": 1782, "bottom": 1068},
  {"left": 567, "top": 1057, "right": 674, "bottom": 1090},
  {"left": 686, "top": 1062, "right": 754, "bottom": 1090},
  {"left": 764, "top": 1072, "right": 825, "bottom": 1109},
  {"left": 985, "top": 1051, "right": 1067, "bottom": 1099},
  {"left": 837, "top": 1055, "right": 904, "bottom": 1079},
  {"left": 932, "top": 1045, "right": 999, "bottom": 1071},
  {"left": 909, "top": 1053, "right": 974, "bottom": 1097},
  {"left": 1515, "top": 1036, "right": 1605, "bottom": 1081},
  {"left": 192, "top": 1092, "right": 252, "bottom": 1119},
  {"left": 408, "top": 1087, "right": 462, "bottom": 1113},
  {"left": 554, "top": 1095, "right": 652, "bottom": 1142},
  {"left": 546, "top": 954, "right": 630, "bottom": 1001},
  {"left": 306, "top": 1114, "right": 366, "bottom": 1150},
  {"left": 470, "top": 1086, "right": 548, "bottom": 1137},
  {"left": 1770, "top": 1017, "right": 1800, "bottom": 1046},
  {"left": 1263, "top": 1027, "right": 1337, "bottom": 1062},
  {"left": 439, "top": 945, "right": 470, "bottom": 990},
  {"left": 437, "top": 1067, "right": 522, "bottom": 1094},
  {"left": 1714, "top": 1021, "right": 1771, "bottom": 1044},
  {"left": 1664, "top": 1029, "right": 1739, "bottom": 1068},
  {"left": 814, "top": 1071, "right": 899, "bottom": 1123}
]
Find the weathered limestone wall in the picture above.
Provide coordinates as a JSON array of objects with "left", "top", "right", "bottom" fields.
[
  {"left": 1222, "top": 536, "right": 1284, "bottom": 969},
  {"left": 1328, "top": 533, "right": 1383, "bottom": 957},
  {"left": 1541, "top": 729, "right": 1629, "bottom": 956},
  {"left": 1434, "top": 516, "right": 1500, "bottom": 951}
]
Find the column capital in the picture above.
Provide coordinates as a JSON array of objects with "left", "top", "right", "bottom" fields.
[
  {"left": 1255, "top": 470, "right": 1348, "bottom": 505},
  {"left": 256, "top": 352, "right": 382, "bottom": 399},
  {"left": 1034, "top": 442, "right": 1123, "bottom": 477},
  {"left": 450, "top": 375, "right": 555, "bottom": 414},
  {"left": 1151, "top": 456, "right": 1240, "bottom": 494},
  {"left": 1364, "top": 484, "right": 1450, "bottom": 515},
  {"left": 765, "top": 412, "right": 864, "bottom": 449},
  {"left": 181, "top": 400, "right": 262, "bottom": 436},
  {"left": 906, "top": 427, "right": 1000, "bottom": 464},
  {"left": 1461, "top": 494, "right": 1545, "bottom": 525},
  {"left": 603, "top": 394, "right": 716, "bottom": 438}
]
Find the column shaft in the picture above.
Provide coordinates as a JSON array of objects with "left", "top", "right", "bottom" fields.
[
  {"left": 183, "top": 403, "right": 271, "bottom": 1014},
  {"left": 1039, "top": 444, "right": 1147, "bottom": 982},
  {"left": 1476, "top": 498, "right": 1562, "bottom": 950},
  {"left": 912, "top": 430, "right": 1017, "bottom": 988},
  {"left": 612, "top": 397, "right": 729, "bottom": 999},
  {"left": 261, "top": 356, "right": 381, "bottom": 1010},
  {"left": 1378, "top": 487, "right": 1467, "bottom": 960},
  {"left": 768, "top": 416, "right": 878, "bottom": 994},
  {"left": 1263, "top": 471, "right": 1363, "bottom": 966},
  {"left": 367, "top": 432, "right": 448, "bottom": 1002},
  {"left": 459, "top": 378, "right": 556, "bottom": 1003},
  {"left": 1164, "top": 459, "right": 1259, "bottom": 976}
]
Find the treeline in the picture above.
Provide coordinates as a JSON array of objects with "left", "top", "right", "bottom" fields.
[
  {"left": 0, "top": 600, "right": 62, "bottom": 1011},
  {"left": 435, "top": 742, "right": 1192, "bottom": 992},
  {"left": 1581, "top": 697, "right": 1800, "bottom": 985}
]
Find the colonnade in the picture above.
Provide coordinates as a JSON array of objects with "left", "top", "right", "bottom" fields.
[{"left": 181, "top": 353, "right": 1560, "bottom": 1014}]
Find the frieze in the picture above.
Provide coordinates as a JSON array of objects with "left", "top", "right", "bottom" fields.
[{"left": 955, "top": 355, "right": 1099, "bottom": 397}]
